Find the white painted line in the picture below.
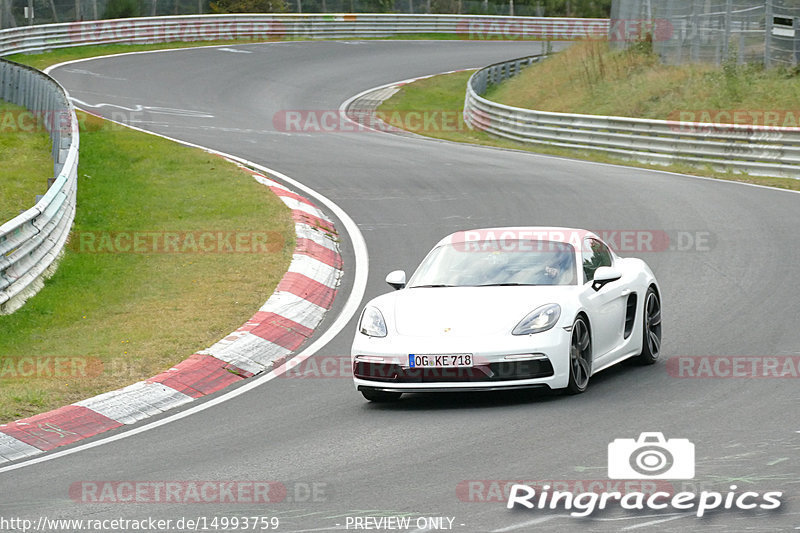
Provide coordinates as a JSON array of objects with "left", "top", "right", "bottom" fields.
[
  {"left": 41, "top": 43, "right": 286, "bottom": 76},
  {"left": 490, "top": 515, "right": 558, "bottom": 532},
  {"left": 0, "top": 54, "right": 368, "bottom": 473},
  {"left": 70, "top": 97, "right": 214, "bottom": 118},
  {"left": 593, "top": 512, "right": 685, "bottom": 522},
  {"left": 61, "top": 68, "right": 127, "bottom": 81},
  {"left": 620, "top": 513, "right": 693, "bottom": 530}
]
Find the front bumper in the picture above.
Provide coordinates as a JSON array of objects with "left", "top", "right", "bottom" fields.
[{"left": 351, "top": 327, "right": 571, "bottom": 392}]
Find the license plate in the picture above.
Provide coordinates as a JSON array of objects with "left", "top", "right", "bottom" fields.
[{"left": 408, "top": 354, "right": 473, "bottom": 368}]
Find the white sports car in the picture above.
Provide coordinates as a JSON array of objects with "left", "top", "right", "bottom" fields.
[{"left": 351, "top": 227, "right": 662, "bottom": 402}]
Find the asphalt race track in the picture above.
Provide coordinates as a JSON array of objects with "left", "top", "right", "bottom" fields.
[{"left": 1, "top": 40, "right": 798, "bottom": 532}]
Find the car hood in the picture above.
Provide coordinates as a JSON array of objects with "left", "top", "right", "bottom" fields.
[{"left": 382, "top": 286, "right": 575, "bottom": 338}]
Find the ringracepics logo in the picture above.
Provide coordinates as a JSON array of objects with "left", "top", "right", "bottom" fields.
[
  {"left": 608, "top": 432, "right": 694, "bottom": 479},
  {"left": 506, "top": 433, "right": 783, "bottom": 518}
]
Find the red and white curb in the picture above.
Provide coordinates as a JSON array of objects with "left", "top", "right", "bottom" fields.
[
  {"left": 338, "top": 68, "right": 476, "bottom": 136},
  {"left": 0, "top": 166, "right": 342, "bottom": 464}
]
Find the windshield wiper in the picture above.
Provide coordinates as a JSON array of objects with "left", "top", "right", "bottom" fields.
[{"left": 411, "top": 284, "right": 457, "bottom": 288}]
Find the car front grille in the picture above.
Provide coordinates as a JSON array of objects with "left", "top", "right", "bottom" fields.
[{"left": 353, "top": 359, "right": 554, "bottom": 383}]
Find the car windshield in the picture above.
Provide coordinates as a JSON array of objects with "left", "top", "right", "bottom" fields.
[{"left": 408, "top": 240, "right": 577, "bottom": 287}]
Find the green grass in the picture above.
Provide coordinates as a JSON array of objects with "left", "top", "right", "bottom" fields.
[
  {"left": 487, "top": 39, "right": 800, "bottom": 121},
  {"left": 0, "top": 111, "right": 295, "bottom": 423},
  {"left": 378, "top": 54, "right": 800, "bottom": 192},
  {"left": 0, "top": 101, "right": 54, "bottom": 222}
]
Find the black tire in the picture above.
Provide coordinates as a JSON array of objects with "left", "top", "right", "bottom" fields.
[
  {"left": 634, "top": 286, "right": 662, "bottom": 365},
  {"left": 361, "top": 389, "right": 402, "bottom": 403},
  {"left": 566, "top": 316, "right": 592, "bottom": 394}
]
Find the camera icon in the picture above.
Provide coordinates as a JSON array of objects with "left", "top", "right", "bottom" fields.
[{"left": 608, "top": 432, "right": 695, "bottom": 479}]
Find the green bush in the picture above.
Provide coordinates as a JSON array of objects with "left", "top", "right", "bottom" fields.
[
  {"left": 210, "top": 0, "right": 288, "bottom": 13},
  {"left": 103, "top": 0, "right": 141, "bottom": 18}
]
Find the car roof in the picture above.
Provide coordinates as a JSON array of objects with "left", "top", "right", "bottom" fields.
[{"left": 437, "top": 227, "right": 600, "bottom": 248}]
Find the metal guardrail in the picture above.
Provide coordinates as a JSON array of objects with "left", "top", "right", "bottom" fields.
[
  {"left": 0, "top": 13, "right": 607, "bottom": 314},
  {"left": 0, "top": 14, "right": 609, "bottom": 56},
  {"left": 0, "top": 12, "right": 795, "bottom": 316},
  {"left": 464, "top": 55, "right": 800, "bottom": 178},
  {"left": 0, "top": 59, "right": 78, "bottom": 314}
]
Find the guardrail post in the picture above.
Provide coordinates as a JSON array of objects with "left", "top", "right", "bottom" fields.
[
  {"left": 723, "top": 0, "right": 732, "bottom": 60},
  {"left": 765, "top": 0, "right": 773, "bottom": 67},
  {"left": 690, "top": 0, "right": 700, "bottom": 62}
]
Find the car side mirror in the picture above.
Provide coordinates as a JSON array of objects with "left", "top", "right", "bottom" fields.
[
  {"left": 385, "top": 270, "right": 406, "bottom": 290},
  {"left": 592, "top": 266, "right": 622, "bottom": 291}
]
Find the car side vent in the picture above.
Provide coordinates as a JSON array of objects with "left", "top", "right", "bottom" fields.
[{"left": 624, "top": 293, "right": 638, "bottom": 339}]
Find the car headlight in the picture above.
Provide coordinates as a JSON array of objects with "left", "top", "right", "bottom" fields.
[
  {"left": 512, "top": 303, "right": 561, "bottom": 335},
  {"left": 359, "top": 306, "right": 388, "bottom": 337}
]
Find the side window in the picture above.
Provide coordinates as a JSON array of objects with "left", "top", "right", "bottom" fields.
[{"left": 582, "top": 238, "right": 613, "bottom": 282}]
